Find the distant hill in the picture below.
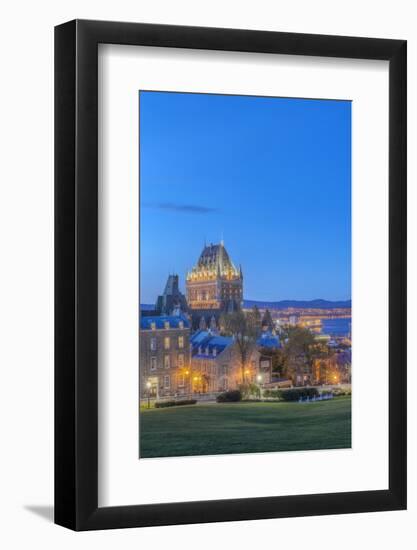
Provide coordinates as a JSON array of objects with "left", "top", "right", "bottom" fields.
[
  {"left": 140, "top": 299, "right": 351, "bottom": 311},
  {"left": 243, "top": 299, "right": 351, "bottom": 310}
]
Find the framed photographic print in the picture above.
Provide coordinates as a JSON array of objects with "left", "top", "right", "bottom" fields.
[{"left": 55, "top": 20, "right": 407, "bottom": 530}]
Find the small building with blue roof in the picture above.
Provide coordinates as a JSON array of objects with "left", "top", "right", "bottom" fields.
[
  {"left": 257, "top": 330, "right": 281, "bottom": 350},
  {"left": 190, "top": 330, "right": 240, "bottom": 393},
  {"left": 140, "top": 314, "right": 190, "bottom": 331}
]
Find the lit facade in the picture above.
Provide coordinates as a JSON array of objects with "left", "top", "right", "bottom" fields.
[{"left": 186, "top": 242, "right": 243, "bottom": 313}]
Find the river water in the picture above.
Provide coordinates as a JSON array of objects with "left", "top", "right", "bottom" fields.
[{"left": 321, "top": 317, "right": 351, "bottom": 337}]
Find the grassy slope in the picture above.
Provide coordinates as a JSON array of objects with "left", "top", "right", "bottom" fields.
[{"left": 140, "top": 397, "right": 351, "bottom": 458}]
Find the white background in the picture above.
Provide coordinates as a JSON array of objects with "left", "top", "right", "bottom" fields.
[
  {"left": 0, "top": 0, "right": 415, "bottom": 548},
  {"left": 99, "top": 45, "right": 389, "bottom": 506}
]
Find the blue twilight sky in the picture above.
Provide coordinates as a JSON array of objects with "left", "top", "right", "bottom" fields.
[{"left": 139, "top": 91, "right": 351, "bottom": 304}]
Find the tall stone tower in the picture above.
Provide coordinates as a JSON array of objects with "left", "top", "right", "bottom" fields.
[
  {"left": 186, "top": 242, "right": 243, "bottom": 313},
  {"left": 155, "top": 274, "right": 188, "bottom": 315}
]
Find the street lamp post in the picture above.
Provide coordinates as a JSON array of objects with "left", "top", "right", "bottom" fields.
[
  {"left": 257, "top": 373, "right": 263, "bottom": 400},
  {"left": 184, "top": 369, "right": 191, "bottom": 399},
  {"left": 146, "top": 381, "right": 151, "bottom": 409}
]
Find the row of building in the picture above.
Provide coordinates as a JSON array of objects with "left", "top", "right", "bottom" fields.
[{"left": 140, "top": 312, "right": 280, "bottom": 399}]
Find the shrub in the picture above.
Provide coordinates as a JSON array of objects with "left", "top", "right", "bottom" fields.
[
  {"left": 216, "top": 390, "right": 242, "bottom": 403},
  {"left": 263, "top": 389, "right": 283, "bottom": 399},
  {"left": 239, "top": 383, "right": 261, "bottom": 400},
  {"left": 280, "top": 387, "right": 319, "bottom": 401},
  {"left": 331, "top": 386, "right": 352, "bottom": 397},
  {"left": 154, "top": 399, "right": 197, "bottom": 408}
]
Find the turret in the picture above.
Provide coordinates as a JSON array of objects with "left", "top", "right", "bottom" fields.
[{"left": 199, "top": 316, "right": 207, "bottom": 330}]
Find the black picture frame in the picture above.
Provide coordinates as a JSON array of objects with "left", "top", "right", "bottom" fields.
[{"left": 55, "top": 19, "right": 407, "bottom": 531}]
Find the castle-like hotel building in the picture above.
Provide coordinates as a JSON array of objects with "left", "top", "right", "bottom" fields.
[{"left": 186, "top": 242, "right": 243, "bottom": 313}]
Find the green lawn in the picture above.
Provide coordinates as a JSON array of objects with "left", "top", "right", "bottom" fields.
[{"left": 140, "top": 397, "right": 351, "bottom": 458}]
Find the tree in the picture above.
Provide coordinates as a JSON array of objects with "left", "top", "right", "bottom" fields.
[
  {"left": 220, "top": 310, "right": 259, "bottom": 383},
  {"left": 252, "top": 305, "right": 262, "bottom": 327},
  {"left": 259, "top": 347, "right": 288, "bottom": 377},
  {"left": 262, "top": 309, "right": 274, "bottom": 331},
  {"left": 281, "top": 327, "right": 320, "bottom": 384},
  {"left": 283, "top": 326, "right": 315, "bottom": 354},
  {"left": 271, "top": 348, "right": 287, "bottom": 374},
  {"left": 248, "top": 306, "right": 262, "bottom": 334}
]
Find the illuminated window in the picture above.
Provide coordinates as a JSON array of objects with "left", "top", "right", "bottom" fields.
[
  {"left": 178, "top": 336, "right": 184, "bottom": 348},
  {"left": 150, "top": 337, "right": 157, "bottom": 351},
  {"left": 164, "top": 375, "right": 170, "bottom": 389},
  {"left": 150, "top": 322, "right": 156, "bottom": 330},
  {"left": 177, "top": 374, "right": 185, "bottom": 387},
  {"left": 177, "top": 353, "right": 184, "bottom": 367},
  {"left": 164, "top": 355, "right": 170, "bottom": 369},
  {"left": 179, "top": 321, "right": 184, "bottom": 329},
  {"left": 150, "top": 356, "right": 157, "bottom": 371},
  {"left": 164, "top": 321, "right": 170, "bottom": 329},
  {"left": 164, "top": 336, "right": 170, "bottom": 350}
]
